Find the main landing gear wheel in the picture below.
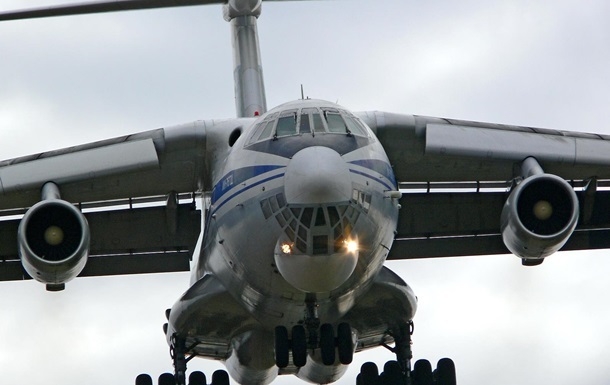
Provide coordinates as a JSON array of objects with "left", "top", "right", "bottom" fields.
[
  {"left": 433, "top": 358, "right": 457, "bottom": 385},
  {"left": 135, "top": 333, "right": 231, "bottom": 385},
  {"left": 134, "top": 370, "right": 229, "bottom": 385},
  {"left": 356, "top": 321, "right": 456, "bottom": 385},
  {"left": 158, "top": 373, "right": 175, "bottom": 385},
  {"left": 135, "top": 374, "right": 153, "bottom": 385},
  {"left": 412, "top": 359, "right": 433, "bottom": 385},
  {"left": 211, "top": 370, "right": 230, "bottom": 385},
  {"left": 357, "top": 359, "right": 456, "bottom": 385},
  {"left": 188, "top": 371, "right": 206, "bottom": 385}
]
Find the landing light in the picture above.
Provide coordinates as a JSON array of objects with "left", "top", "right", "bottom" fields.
[
  {"left": 344, "top": 239, "right": 358, "bottom": 253},
  {"left": 281, "top": 243, "right": 292, "bottom": 254}
]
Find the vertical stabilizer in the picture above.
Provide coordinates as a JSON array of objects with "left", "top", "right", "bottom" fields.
[{"left": 224, "top": 1, "right": 267, "bottom": 118}]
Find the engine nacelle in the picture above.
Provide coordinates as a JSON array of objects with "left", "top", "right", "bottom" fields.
[
  {"left": 501, "top": 173, "right": 579, "bottom": 261},
  {"left": 19, "top": 199, "right": 90, "bottom": 290}
]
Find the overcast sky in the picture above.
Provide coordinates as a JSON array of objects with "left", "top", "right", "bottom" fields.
[{"left": 1, "top": 1, "right": 610, "bottom": 384}]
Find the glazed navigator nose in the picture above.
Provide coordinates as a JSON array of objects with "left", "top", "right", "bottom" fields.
[{"left": 284, "top": 146, "right": 352, "bottom": 205}]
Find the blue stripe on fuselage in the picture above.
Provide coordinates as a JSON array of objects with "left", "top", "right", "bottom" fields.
[
  {"left": 348, "top": 159, "right": 397, "bottom": 189},
  {"left": 210, "top": 159, "right": 396, "bottom": 214},
  {"left": 212, "top": 165, "right": 284, "bottom": 204},
  {"left": 348, "top": 169, "right": 394, "bottom": 191}
]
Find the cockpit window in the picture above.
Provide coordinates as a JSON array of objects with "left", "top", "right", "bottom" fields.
[
  {"left": 300, "top": 113, "right": 311, "bottom": 134},
  {"left": 344, "top": 115, "right": 367, "bottom": 136},
  {"left": 312, "top": 111, "right": 325, "bottom": 133},
  {"left": 247, "top": 112, "right": 278, "bottom": 145},
  {"left": 246, "top": 106, "right": 370, "bottom": 146},
  {"left": 323, "top": 110, "right": 347, "bottom": 133},
  {"left": 275, "top": 110, "right": 298, "bottom": 137},
  {"left": 258, "top": 120, "right": 276, "bottom": 140}
]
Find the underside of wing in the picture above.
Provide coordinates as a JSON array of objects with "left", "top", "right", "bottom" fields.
[{"left": 358, "top": 111, "right": 610, "bottom": 262}]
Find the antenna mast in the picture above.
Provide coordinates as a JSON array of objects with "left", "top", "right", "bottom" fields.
[{"left": 223, "top": 0, "right": 267, "bottom": 118}]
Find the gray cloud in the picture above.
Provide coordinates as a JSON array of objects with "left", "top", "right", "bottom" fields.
[{"left": 1, "top": 1, "right": 610, "bottom": 384}]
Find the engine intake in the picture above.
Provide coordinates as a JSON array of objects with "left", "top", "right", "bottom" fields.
[
  {"left": 19, "top": 198, "right": 90, "bottom": 290},
  {"left": 501, "top": 173, "right": 579, "bottom": 261}
]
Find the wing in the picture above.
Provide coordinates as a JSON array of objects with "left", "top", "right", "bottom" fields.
[
  {"left": 0, "top": 118, "right": 250, "bottom": 284},
  {"left": 358, "top": 111, "right": 610, "bottom": 261}
]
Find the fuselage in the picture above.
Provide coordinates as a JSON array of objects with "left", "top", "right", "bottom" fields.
[{"left": 197, "top": 99, "right": 401, "bottom": 328}]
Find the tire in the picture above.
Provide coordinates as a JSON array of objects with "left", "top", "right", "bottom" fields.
[
  {"left": 356, "top": 373, "right": 363, "bottom": 385},
  {"left": 188, "top": 371, "right": 206, "bottom": 385},
  {"left": 274, "top": 326, "right": 289, "bottom": 368},
  {"left": 158, "top": 373, "right": 175, "bottom": 385},
  {"left": 320, "top": 323, "right": 335, "bottom": 365},
  {"left": 359, "top": 362, "right": 379, "bottom": 385},
  {"left": 381, "top": 360, "right": 402, "bottom": 385},
  {"left": 412, "top": 359, "right": 433, "bottom": 385},
  {"left": 435, "top": 358, "right": 456, "bottom": 385},
  {"left": 135, "top": 374, "right": 153, "bottom": 385},
  {"left": 291, "top": 325, "right": 307, "bottom": 367},
  {"left": 337, "top": 322, "right": 353, "bottom": 365},
  {"left": 211, "top": 370, "right": 230, "bottom": 385}
]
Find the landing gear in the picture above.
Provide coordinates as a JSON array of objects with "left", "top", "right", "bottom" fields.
[
  {"left": 134, "top": 371, "right": 228, "bottom": 385},
  {"left": 357, "top": 359, "right": 455, "bottom": 385},
  {"left": 356, "top": 321, "right": 456, "bottom": 385},
  {"left": 136, "top": 333, "right": 230, "bottom": 385},
  {"left": 274, "top": 297, "right": 354, "bottom": 368}
]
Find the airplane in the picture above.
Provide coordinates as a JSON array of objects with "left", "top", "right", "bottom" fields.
[{"left": 1, "top": 0, "right": 608, "bottom": 384}]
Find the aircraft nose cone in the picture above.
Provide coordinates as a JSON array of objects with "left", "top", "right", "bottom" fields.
[{"left": 284, "top": 146, "right": 352, "bottom": 204}]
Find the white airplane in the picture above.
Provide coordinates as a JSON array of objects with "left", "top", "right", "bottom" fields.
[{"left": 1, "top": 1, "right": 609, "bottom": 385}]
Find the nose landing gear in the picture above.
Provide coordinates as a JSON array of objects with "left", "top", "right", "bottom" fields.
[{"left": 274, "top": 297, "right": 355, "bottom": 368}]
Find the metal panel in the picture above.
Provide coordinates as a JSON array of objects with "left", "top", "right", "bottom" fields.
[
  {"left": 87, "top": 203, "right": 200, "bottom": 255},
  {"left": 80, "top": 252, "right": 191, "bottom": 277},
  {"left": 425, "top": 123, "right": 579, "bottom": 164},
  {"left": 0, "top": 139, "right": 159, "bottom": 194},
  {"left": 397, "top": 192, "right": 506, "bottom": 238}
]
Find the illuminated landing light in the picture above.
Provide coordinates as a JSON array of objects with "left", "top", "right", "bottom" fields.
[
  {"left": 281, "top": 243, "right": 293, "bottom": 254},
  {"left": 344, "top": 239, "right": 358, "bottom": 253},
  {"left": 44, "top": 226, "right": 64, "bottom": 246},
  {"left": 533, "top": 200, "right": 553, "bottom": 221}
]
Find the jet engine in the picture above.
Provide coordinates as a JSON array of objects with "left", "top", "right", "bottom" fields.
[
  {"left": 19, "top": 196, "right": 90, "bottom": 291},
  {"left": 501, "top": 173, "right": 579, "bottom": 262}
]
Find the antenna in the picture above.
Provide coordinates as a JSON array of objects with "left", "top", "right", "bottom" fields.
[{"left": 301, "top": 84, "right": 305, "bottom": 100}]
